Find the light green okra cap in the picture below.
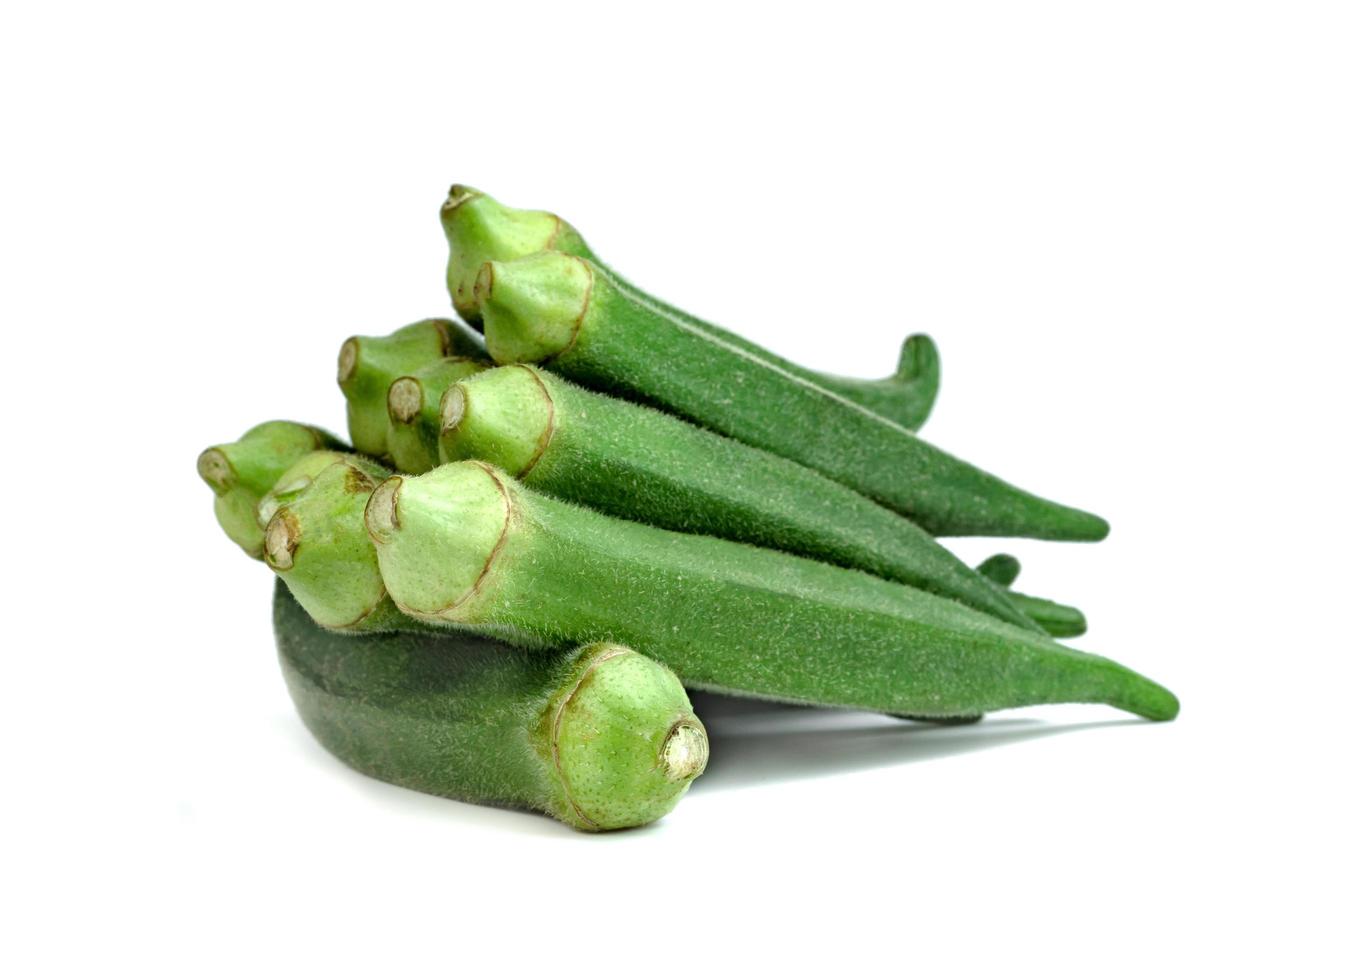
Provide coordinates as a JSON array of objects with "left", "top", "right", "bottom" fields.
[
  {"left": 437, "top": 364, "right": 555, "bottom": 476},
  {"left": 441, "top": 184, "right": 592, "bottom": 325},
  {"left": 197, "top": 420, "right": 339, "bottom": 557},
  {"left": 264, "top": 460, "right": 404, "bottom": 630},
  {"left": 542, "top": 642, "right": 708, "bottom": 831}
]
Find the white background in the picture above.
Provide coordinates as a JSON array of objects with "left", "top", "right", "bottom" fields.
[{"left": 4, "top": 2, "right": 1350, "bottom": 977}]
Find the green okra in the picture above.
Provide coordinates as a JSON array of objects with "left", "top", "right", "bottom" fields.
[
  {"left": 436, "top": 364, "right": 1038, "bottom": 631},
  {"left": 256, "top": 449, "right": 392, "bottom": 533},
  {"left": 197, "top": 421, "right": 341, "bottom": 557},
  {"left": 977, "top": 554, "right": 1088, "bottom": 639},
  {"left": 385, "top": 357, "right": 487, "bottom": 474},
  {"left": 274, "top": 583, "right": 707, "bottom": 831},
  {"left": 337, "top": 318, "right": 485, "bottom": 458},
  {"left": 365, "top": 462, "right": 1178, "bottom": 721},
  {"left": 262, "top": 459, "right": 409, "bottom": 631},
  {"left": 441, "top": 185, "right": 941, "bottom": 430},
  {"left": 474, "top": 251, "right": 1110, "bottom": 542},
  {"left": 975, "top": 553, "right": 1022, "bottom": 588}
]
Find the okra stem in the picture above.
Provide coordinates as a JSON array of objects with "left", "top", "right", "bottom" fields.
[
  {"left": 338, "top": 319, "right": 484, "bottom": 457},
  {"left": 197, "top": 421, "right": 341, "bottom": 557},
  {"left": 384, "top": 356, "right": 487, "bottom": 474}
]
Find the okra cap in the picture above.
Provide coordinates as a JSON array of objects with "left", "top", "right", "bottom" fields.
[
  {"left": 437, "top": 365, "right": 556, "bottom": 478},
  {"left": 441, "top": 185, "right": 591, "bottom": 324},
  {"left": 264, "top": 462, "right": 392, "bottom": 629},
  {"left": 476, "top": 252, "right": 594, "bottom": 366},
  {"left": 549, "top": 643, "right": 708, "bottom": 831},
  {"left": 364, "top": 461, "right": 514, "bottom": 621},
  {"left": 198, "top": 420, "right": 337, "bottom": 557}
]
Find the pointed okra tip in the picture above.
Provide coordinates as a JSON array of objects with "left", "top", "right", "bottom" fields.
[
  {"left": 438, "top": 365, "right": 556, "bottom": 477},
  {"left": 476, "top": 252, "right": 593, "bottom": 366},
  {"left": 364, "top": 462, "right": 514, "bottom": 620},
  {"left": 441, "top": 184, "right": 581, "bottom": 325},
  {"left": 551, "top": 644, "right": 708, "bottom": 831}
]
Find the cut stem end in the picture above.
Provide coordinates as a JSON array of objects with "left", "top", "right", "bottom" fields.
[
  {"left": 364, "top": 477, "right": 404, "bottom": 544},
  {"left": 661, "top": 721, "right": 709, "bottom": 783}
]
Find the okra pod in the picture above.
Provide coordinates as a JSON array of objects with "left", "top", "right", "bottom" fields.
[
  {"left": 365, "top": 462, "right": 1178, "bottom": 720},
  {"left": 441, "top": 185, "right": 941, "bottom": 429},
  {"left": 474, "top": 252, "right": 1110, "bottom": 541},
  {"left": 274, "top": 583, "right": 707, "bottom": 831},
  {"left": 436, "top": 364, "right": 1036, "bottom": 630}
]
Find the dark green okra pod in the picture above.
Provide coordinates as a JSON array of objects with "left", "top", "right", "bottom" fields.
[
  {"left": 436, "top": 364, "right": 1037, "bottom": 630},
  {"left": 365, "top": 462, "right": 1177, "bottom": 720},
  {"left": 197, "top": 421, "right": 341, "bottom": 557},
  {"left": 441, "top": 185, "right": 941, "bottom": 430},
  {"left": 474, "top": 252, "right": 1110, "bottom": 542},
  {"left": 337, "top": 319, "right": 485, "bottom": 458},
  {"left": 385, "top": 357, "right": 488, "bottom": 474},
  {"left": 977, "top": 554, "right": 1088, "bottom": 638},
  {"left": 274, "top": 583, "right": 707, "bottom": 831}
]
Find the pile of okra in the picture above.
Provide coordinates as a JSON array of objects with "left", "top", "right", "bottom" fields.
[{"left": 199, "top": 185, "right": 1177, "bottom": 832}]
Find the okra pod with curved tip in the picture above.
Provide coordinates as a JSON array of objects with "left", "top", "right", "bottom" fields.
[
  {"left": 975, "top": 553, "right": 1022, "bottom": 588},
  {"left": 441, "top": 185, "right": 941, "bottom": 429},
  {"left": 977, "top": 554, "right": 1088, "bottom": 638},
  {"left": 197, "top": 421, "right": 341, "bottom": 557},
  {"left": 337, "top": 319, "right": 485, "bottom": 457},
  {"left": 274, "top": 583, "right": 707, "bottom": 831},
  {"left": 474, "top": 251, "right": 1110, "bottom": 542},
  {"left": 436, "top": 364, "right": 1036, "bottom": 630},
  {"left": 365, "top": 462, "right": 1178, "bottom": 720},
  {"left": 385, "top": 357, "right": 487, "bottom": 474}
]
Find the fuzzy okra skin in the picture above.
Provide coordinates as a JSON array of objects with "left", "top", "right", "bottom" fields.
[
  {"left": 274, "top": 583, "right": 707, "bottom": 831},
  {"left": 976, "top": 554, "right": 1088, "bottom": 639},
  {"left": 197, "top": 421, "right": 341, "bottom": 557},
  {"left": 475, "top": 252, "right": 1110, "bottom": 542},
  {"left": 385, "top": 357, "right": 488, "bottom": 473},
  {"left": 441, "top": 185, "right": 941, "bottom": 430},
  {"left": 338, "top": 318, "right": 485, "bottom": 457},
  {"left": 437, "top": 364, "right": 1037, "bottom": 631},
  {"left": 365, "top": 462, "right": 1178, "bottom": 720}
]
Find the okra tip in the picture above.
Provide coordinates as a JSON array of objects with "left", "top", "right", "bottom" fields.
[
  {"left": 477, "top": 252, "right": 593, "bottom": 365},
  {"left": 551, "top": 643, "right": 707, "bottom": 830},
  {"left": 976, "top": 553, "right": 1021, "bottom": 587}
]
